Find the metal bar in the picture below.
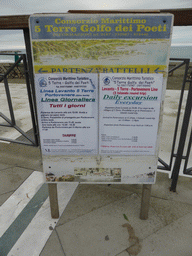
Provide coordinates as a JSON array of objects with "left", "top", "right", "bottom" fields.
[
  {"left": 172, "top": 154, "right": 188, "bottom": 159},
  {"left": 169, "top": 59, "right": 190, "bottom": 170},
  {"left": 0, "top": 112, "right": 36, "bottom": 145},
  {"left": 0, "top": 112, "right": 13, "bottom": 126},
  {"left": 23, "top": 28, "right": 39, "bottom": 146},
  {"left": 1, "top": 69, "right": 36, "bottom": 145},
  {"left": 0, "top": 56, "right": 23, "bottom": 83},
  {"left": 13, "top": 124, "right": 36, "bottom": 145},
  {"left": 157, "top": 58, "right": 189, "bottom": 172},
  {"left": 170, "top": 80, "right": 192, "bottom": 191},
  {"left": 0, "top": 51, "right": 38, "bottom": 146},
  {"left": 0, "top": 53, "right": 21, "bottom": 55},
  {"left": 157, "top": 59, "right": 190, "bottom": 173},
  {"left": 183, "top": 128, "right": 192, "bottom": 174},
  {"left": 168, "top": 61, "right": 186, "bottom": 73},
  {"left": 0, "top": 124, "right": 12, "bottom": 127},
  {"left": 3, "top": 76, "right": 15, "bottom": 126},
  {"left": 170, "top": 58, "right": 191, "bottom": 62},
  {"left": 185, "top": 167, "right": 192, "bottom": 174},
  {"left": 157, "top": 166, "right": 170, "bottom": 170},
  {"left": 158, "top": 157, "right": 170, "bottom": 170},
  {"left": 22, "top": 54, "right": 38, "bottom": 146},
  {"left": 0, "top": 116, "right": 36, "bottom": 144}
]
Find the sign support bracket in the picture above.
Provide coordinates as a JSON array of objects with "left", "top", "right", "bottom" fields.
[
  {"left": 48, "top": 183, "right": 152, "bottom": 220},
  {"left": 48, "top": 183, "right": 59, "bottom": 219},
  {"left": 140, "top": 184, "right": 152, "bottom": 220}
]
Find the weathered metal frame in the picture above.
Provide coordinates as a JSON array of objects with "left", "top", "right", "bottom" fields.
[
  {"left": 157, "top": 58, "right": 192, "bottom": 190},
  {"left": 23, "top": 28, "right": 40, "bottom": 146},
  {"left": 170, "top": 68, "right": 192, "bottom": 191},
  {"left": 0, "top": 53, "right": 39, "bottom": 146}
]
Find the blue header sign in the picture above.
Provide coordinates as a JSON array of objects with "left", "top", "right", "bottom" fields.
[{"left": 30, "top": 14, "right": 173, "bottom": 40}]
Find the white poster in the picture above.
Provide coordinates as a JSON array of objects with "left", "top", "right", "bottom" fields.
[
  {"left": 35, "top": 73, "right": 98, "bottom": 155},
  {"left": 99, "top": 73, "right": 163, "bottom": 155}
]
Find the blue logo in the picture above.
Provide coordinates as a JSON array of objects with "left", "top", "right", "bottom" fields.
[
  {"left": 38, "top": 77, "right": 47, "bottom": 87},
  {"left": 103, "top": 76, "right": 111, "bottom": 85}
]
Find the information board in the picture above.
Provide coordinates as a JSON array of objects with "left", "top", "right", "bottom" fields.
[
  {"left": 35, "top": 73, "right": 98, "bottom": 155},
  {"left": 99, "top": 73, "right": 163, "bottom": 155},
  {"left": 29, "top": 13, "right": 173, "bottom": 184}
]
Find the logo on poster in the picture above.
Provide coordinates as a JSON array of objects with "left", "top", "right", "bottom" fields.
[
  {"left": 38, "top": 77, "right": 47, "bottom": 87},
  {"left": 103, "top": 77, "right": 111, "bottom": 85}
]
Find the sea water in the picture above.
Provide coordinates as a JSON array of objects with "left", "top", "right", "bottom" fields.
[
  {"left": 0, "top": 54, "right": 15, "bottom": 63},
  {"left": 0, "top": 49, "right": 26, "bottom": 63},
  {"left": 170, "top": 45, "right": 192, "bottom": 61}
]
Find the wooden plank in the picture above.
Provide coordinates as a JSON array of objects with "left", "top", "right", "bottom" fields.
[
  {"left": 161, "top": 8, "right": 192, "bottom": 26},
  {"left": 48, "top": 183, "right": 59, "bottom": 219},
  {"left": 68, "top": 9, "right": 192, "bottom": 26},
  {"left": 0, "top": 9, "right": 191, "bottom": 29},
  {"left": 140, "top": 184, "right": 152, "bottom": 220},
  {"left": 68, "top": 10, "right": 161, "bottom": 13},
  {"left": 0, "top": 15, "right": 29, "bottom": 29}
]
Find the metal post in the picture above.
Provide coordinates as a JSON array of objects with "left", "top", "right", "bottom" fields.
[
  {"left": 22, "top": 54, "right": 38, "bottom": 146},
  {"left": 23, "top": 28, "right": 39, "bottom": 146},
  {"left": 169, "top": 59, "right": 190, "bottom": 170},
  {"left": 183, "top": 129, "right": 192, "bottom": 174},
  {"left": 140, "top": 184, "right": 152, "bottom": 220},
  {"left": 3, "top": 76, "right": 15, "bottom": 126}
]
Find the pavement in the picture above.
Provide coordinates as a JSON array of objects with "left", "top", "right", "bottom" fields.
[{"left": 0, "top": 89, "right": 192, "bottom": 256}]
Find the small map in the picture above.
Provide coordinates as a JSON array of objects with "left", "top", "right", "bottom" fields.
[{"left": 32, "top": 39, "right": 170, "bottom": 66}]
